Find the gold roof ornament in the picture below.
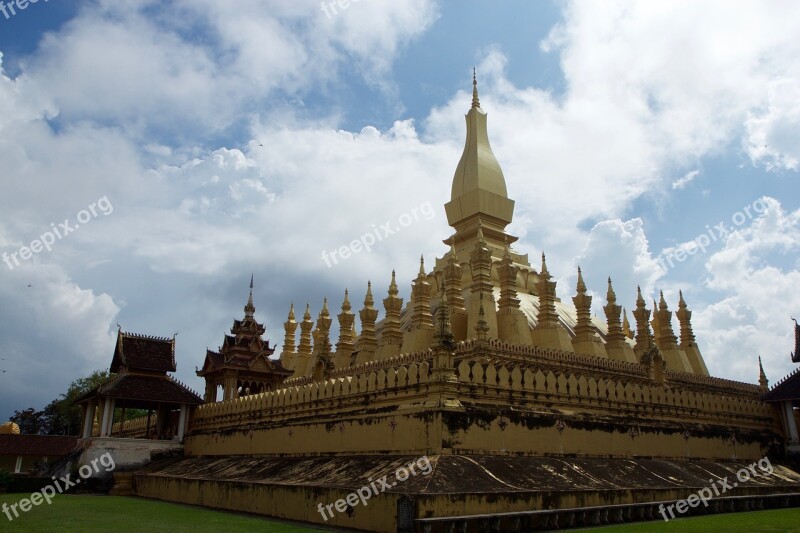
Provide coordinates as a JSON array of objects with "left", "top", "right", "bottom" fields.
[{"left": 0, "top": 422, "right": 20, "bottom": 435}]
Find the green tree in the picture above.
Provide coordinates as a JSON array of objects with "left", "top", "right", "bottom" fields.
[
  {"left": 9, "top": 370, "right": 110, "bottom": 435},
  {"left": 10, "top": 407, "right": 45, "bottom": 434}
]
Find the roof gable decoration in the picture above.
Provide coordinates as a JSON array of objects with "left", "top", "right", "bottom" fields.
[
  {"left": 763, "top": 365, "right": 800, "bottom": 402},
  {"left": 110, "top": 329, "right": 177, "bottom": 374},
  {"left": 792, "top": 318, "right": 799, "bottom": 364}
]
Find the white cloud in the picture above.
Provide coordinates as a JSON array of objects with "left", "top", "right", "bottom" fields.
[
  {"left": 0, "top": 263, "right": 119, "bottom": 412},
  {"left": 21, "top": 0, "right": 439, "bottom": 141},
  {"left": 572, "top": 218, "right": 664, "bottom": 315},
  {"left": 695, "top": 197, "right": 800, "bottom": 381},
  {"left": 745, "top": 79, "right": 800, "bottom": 171},
  {"left": 672, "top": 169, "right": 699, "bottom": 190},
  {"left": 544, "top": 1, "right": 800, "bottom": 173}
]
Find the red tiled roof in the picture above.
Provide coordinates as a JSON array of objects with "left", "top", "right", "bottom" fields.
[
  {"left": 110, "top": 331, "right": 176, "bottom": 373},
  {"left": 0, "top": 435, "right": 78, "bottom": 457},
  {"left": 763, "top": 366, "right": 800, "bottom": 402},
  {"left": 198, "top": 349, "right": 291, "bottom": 375},
  {"left": 80, "top": 374, "right": 203, "bottom": 405}
]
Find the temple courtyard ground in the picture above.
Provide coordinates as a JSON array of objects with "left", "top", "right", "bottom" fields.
[{"left": 0, "top": 494, "right": 798, "bottom": 531}]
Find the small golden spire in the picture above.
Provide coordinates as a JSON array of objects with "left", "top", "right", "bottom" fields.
[
  {"left": 576, "top": 266, "right": 586, "bottom": 294},
  {"left": 342, "top": 289, "right": 351, "bottom": 312},
  {"left": 419, "top": 255, "right": 426, "bottom": 276},
  {"left": 606, "top": 277, "right": 616, "bottom": 303},
  {"left": 288, "top": 302, "right": 295, "bottom": 321},
  {"left": 365, "top": 281, "right": 374, "bottom": 306},
  {"left": 472, "top": 67, "right": 481, "bottom": 108},
  {"left": 622, "top": 308, "right": 633, "bottom": 339}
]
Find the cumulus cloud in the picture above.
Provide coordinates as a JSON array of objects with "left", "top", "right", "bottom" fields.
[
  {"left": 745, "top": 79, "right": 800, "bottom": 171},
  {"left": 21, "top": 0, "right": 439, "bottom": 143},
  {"left": 695, "top": 197, "right": 800, "bottom": 381},
  {"left": 0, "top": 263, "right": 119, "bottom": 413},
  {"left": 572, "top": 218, "right": 664, "bottom": 315}
]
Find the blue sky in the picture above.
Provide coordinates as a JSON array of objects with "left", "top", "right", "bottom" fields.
[{"left": 1, "top": 0, "right": 799, "bottom": 421}]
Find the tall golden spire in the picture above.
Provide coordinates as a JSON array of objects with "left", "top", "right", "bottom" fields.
[
  {"left": 353, "top": 281, "right": 379, "bottom": 365},
  {"left": 622, "top": 308, "right": 633, "bottom": 339},
  {"left": 335, "top": 289, "right": 356, "bottom": 361},
  {"left": 445, "top": 70, "right": 516, "bottom": 253},
  {"left": 632, "top": 286, "right": 653, "bottom": 359},
  {"left": 410, "top": 256, "right": 433, "bottom": 330},
  {"left": 298, "top": 303, "right": 313, "bottom": 357},
  {"left": 378, "top": 270, "right": 404, "bottom": 359},
  {"left": 571, "top": 267, "right": 607, "bottom": 358},
  {"left": 676, "top": 291, "right": 710, "bottom": 375},
  {"left": 531, "top": 252, "right": 573, "bottom": 351},
  {"left": 279, "top": 303, "right": 298, "bottom": 371},
  {"left": 604, "top": 278, "right": 636, "bottom": 363}
]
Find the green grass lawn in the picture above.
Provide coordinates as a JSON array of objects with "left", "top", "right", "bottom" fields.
[
  {"left": 573, "top": 508, "right": 800, "bottom": 532},
  {"left": 2, "top": 493, "right": 799, "bottom": 532},
  {"left": 0, "top": 494, "right": 325, "bottom": 532}
]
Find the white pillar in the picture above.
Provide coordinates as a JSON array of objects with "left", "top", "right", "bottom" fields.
[
  {"left": 176, "top": 405, "right": 187, "bottom": 442},
  {"left": 82, "top": 402, "right": 97, "bottom": 439},
  {"left": 786, "top": 401, "right": 799, "bottom": 442},
  {"left": 99, "top": 399, "right": 108, "bottom": 437},
  {"left": 100, "top": 397, "right": 114, "bottom": 437},
  {"left": 14, "top": 456, "right": 22, "bottom": 473},
  {"left": 107, "top": 399, "right": 116, "bottom": 436}
]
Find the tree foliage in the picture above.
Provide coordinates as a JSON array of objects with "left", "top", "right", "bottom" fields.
[{"left": 9, "top": 370, "right": 110, "bottom": 435}]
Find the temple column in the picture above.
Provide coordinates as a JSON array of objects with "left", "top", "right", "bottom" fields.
[
  {"left": 176, "top": 405, "right": 188, "bottom": 442},
  {"left": 156, "top": 405, "right": 170, "bottom": 438},
  {"left": 785, "top": 402, "right": 799, "bottom": 442},
  {"left": 99, "top": 397, "right": 115, "bottom": 437},
  {"left": 204, "top": 381, "right": 215, "bottom": 403},
  {"left": 81, "top": 402, "right": 96, "bottom": 439}
]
